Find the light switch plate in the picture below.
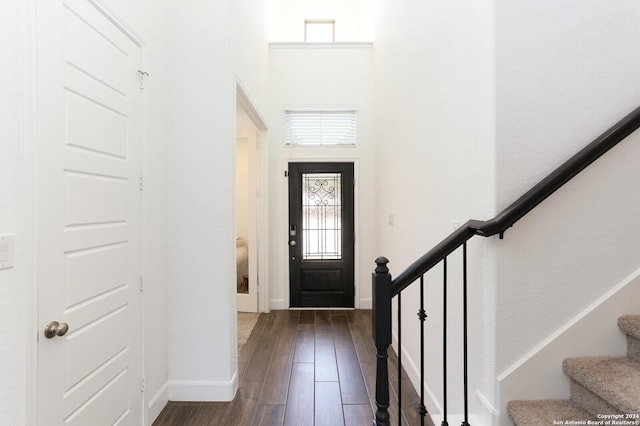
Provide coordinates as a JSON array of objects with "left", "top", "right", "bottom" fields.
[{"left": 0, "top": 235, "right": 15, "bottom": 270}]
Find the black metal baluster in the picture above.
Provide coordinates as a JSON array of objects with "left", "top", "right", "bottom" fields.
[
  {"left": 461, "top": 243, "right": 470, "bottom": 426},
  {"left": 373, "top": 257, "right": 392, "bottom": 426},
  {"left": 442, "top": 257, "right": 448, "bottom": 426},
  {"left": 398, "top": 292, "right": 402, "bottom": 426},
  {"left": 418, "top": 274, "right": 427, "bottom": 425}
]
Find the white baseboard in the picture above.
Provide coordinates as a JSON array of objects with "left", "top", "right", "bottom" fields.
[
  {"left": 359, "top": 298, "right": 372, "bottom": 309},
  {"left": 168, "top": 371, "right": 238, "bottom": 401},
  {"left": 270, "top": 298, "right": 371, "bottom": 310},
  {"left": 475, "top": 389, "right": 499, "bottom": 426},
  {"left": 391, "top": 330, "right": 499, "bottom": 426},
  {"left": 391, "top": 329, "right": 441, "bottom": 415},
  {"left": 270, "top": 298, "right": 287, "bottom": 310},
  {"left": 497, "top": 268, "right": 640, "bottom": 426},
  {"left": 147, "top": 382, "right": 169, "bottom": 425},
  {"left": 430, "top": 413, "right": 482, "bottom": 426}
]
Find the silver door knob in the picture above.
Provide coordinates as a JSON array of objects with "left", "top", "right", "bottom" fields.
[
  {"left": 289, "top": 240, "right": 297, "bottom": 246},
  {"left": 44, "top": 321, "right": 69, "bottom": 339}
]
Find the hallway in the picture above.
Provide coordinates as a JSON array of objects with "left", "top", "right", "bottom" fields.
[{"left": 152, "top": 310, "right": 424, "bottom": 425}]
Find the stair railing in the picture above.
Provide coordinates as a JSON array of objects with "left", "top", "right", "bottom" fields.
[{"left": 372, "top": 104, "right": 640, "bottom": 426}]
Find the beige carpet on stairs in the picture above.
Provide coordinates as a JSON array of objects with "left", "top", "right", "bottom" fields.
[{"left": 508, "top": 314, "right": 640, "bottom": 425}]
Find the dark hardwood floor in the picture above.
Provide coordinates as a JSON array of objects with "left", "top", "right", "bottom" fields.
[{"left": 152, "top": 310, "right": 430, "bottom": 426}]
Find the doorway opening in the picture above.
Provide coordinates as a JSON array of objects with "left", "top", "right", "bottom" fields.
[
  {"left": 235, "top": 124, "right": 258, "bottom": 313},
  {"left": 235, "top": 82, "right": 269, "bottom": 322}
]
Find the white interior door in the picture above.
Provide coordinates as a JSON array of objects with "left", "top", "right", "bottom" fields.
[
  {"left": 236, "top": 132, "right": 259, "bottom": 313},
  {"left": 36, "top": 0, "right": 144, "bottom": 424}
]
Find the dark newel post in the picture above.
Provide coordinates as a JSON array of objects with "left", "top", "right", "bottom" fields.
[{"left": 372, "top": 257, "right": 392, "bottom": 426}]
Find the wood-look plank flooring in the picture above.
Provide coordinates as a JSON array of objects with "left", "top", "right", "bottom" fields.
[{"left": 152, "top": 310, "right": 432, "bottom": 426}]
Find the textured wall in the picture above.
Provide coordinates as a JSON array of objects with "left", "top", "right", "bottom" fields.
[
  {"left": 494, "top": 0, "right": 640, "bottom": 374},
  {"left": 494, "top": 1, "right": 640, "bottom": 423},
  {"left": 371, "top": 0, "right": 496, "bottom": 423},
  {"left": 0, "top": 0, "right": 29, "bottom": 424}
]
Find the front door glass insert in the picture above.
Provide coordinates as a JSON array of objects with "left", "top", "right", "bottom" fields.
[{"left": 302, "top": 173, "right": 342, "bottom": 260}]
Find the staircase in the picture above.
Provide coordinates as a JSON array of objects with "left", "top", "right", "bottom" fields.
[
  {"left": 371, "top": 105, "right": 640, "bottom": 426},
  {"left": 508, "top": 315, "right": 640, "bottom": 425}
]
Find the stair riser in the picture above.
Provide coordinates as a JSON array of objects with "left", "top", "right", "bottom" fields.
[
  {"left": 570, "top": 381, "right": 619, "bottom": 418},
  {"left": 628, "top": 335, "right": 640, "bottom": 363}
]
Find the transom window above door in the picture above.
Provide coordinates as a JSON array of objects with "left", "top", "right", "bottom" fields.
[{"left": 285, "top": 108, "right": 357, "bottom": 146}]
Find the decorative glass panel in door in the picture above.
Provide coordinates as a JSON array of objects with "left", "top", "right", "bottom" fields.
[{"left": 302, "top": 173, "right": 342, "bottom": 260}]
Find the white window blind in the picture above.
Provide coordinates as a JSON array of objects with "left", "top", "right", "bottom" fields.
[{"left": 285, "top": 110, "right": 357, "bottom": 146}]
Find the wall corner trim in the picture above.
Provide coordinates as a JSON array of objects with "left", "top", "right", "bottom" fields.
[{"left": 147, "top": 382, "right": 169, "bottom": 424}]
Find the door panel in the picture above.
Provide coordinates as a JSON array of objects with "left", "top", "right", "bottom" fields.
[
  {"left": 36, "top": 0, "right": 142, "bottom": 424},
  {"left": 65, "top": 89, "right": 129, "bottom": 157},
  {"left": 289, "top": 163, "right": 354, "bottom": 307}
]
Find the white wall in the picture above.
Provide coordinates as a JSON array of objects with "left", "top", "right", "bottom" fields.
[
  {"left": 267, "top": 44, "right": 376, "bottom": 309},
  {"left": 371, "top": 0, "right": 496, "bottom": 423},
  {"left": 0, "top": 1, "right": 31, "bottom": 424},
  {"left": 233, "top": 0, "right": 276, "bottom": 111},
  {"left": 234, "top": 0, "right": 273, "bottom": 314},
  {"left": 495, "top": 0, "right": 640, "bottom": 370},
  {"left": 494, "top": 0, "right": 640, "bottom": 422},
  {"left": 164, "top": 0, "right": 272, "bottom": 403},
  {"left": 163, "top": 0, "right": 238, "bottom": 401},
  {"left": 373, "top": 1, "right": 640, "bottom": 425}
]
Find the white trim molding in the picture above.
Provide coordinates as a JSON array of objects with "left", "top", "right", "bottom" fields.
[
  {"left": 236, "top": 80, "right": 268, "bottom": 131},
  {"left": 270, "top": 298, "right": 287, "bottom": 310},
  {"left": 147, "top": 382, "right": 169, "bottom": 425},
  {"left": 496, "top": 268, "right": 640, "bottom": 426},
  {"left": 86, "top": 0, "right": 145, "bottom": 46},
  {"left": 359, "top": 298, "right": 372, "bottom": 310},
  {"left": 168, "top": 371, "right": 239, "bottom": 402},
  {"left": 269, "top": 42, "right": 374, "bottom": 50}
]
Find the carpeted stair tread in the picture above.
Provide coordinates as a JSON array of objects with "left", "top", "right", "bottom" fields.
[
  {"left": 507, "top": 400, "right": 595, "bottom": 426},
  {"left": 563, "top": 357, "right": 640, "bottom": 414},
  {"left": 619, "top": 315, "right": 640, "bottom": 340},
  {"left": 619, "top": 316, "right": 640, "bottom": 362}
]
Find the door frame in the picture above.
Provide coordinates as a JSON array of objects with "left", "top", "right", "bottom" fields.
[
  {"left": 25, "top": 1, "right": 38, "bottom": 424},
  {"left": 236, "top": 81, "right": 269, "bottom": 313},
  {"left": 288, "top": 162, "right": 355, "bottom": 308},
  {"left": 284, "top": 158, "right": 360, "bottom": 309},
  {"left": 30, "top": 1, "right": 148, "bottom": 424},
  {"left": 236, "top": 130, "right": 259, "bottom": 312}
]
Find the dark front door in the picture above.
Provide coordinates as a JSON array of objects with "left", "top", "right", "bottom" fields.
[{"left": 288, "top": 162, "right": 355, "bottom": 308}]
